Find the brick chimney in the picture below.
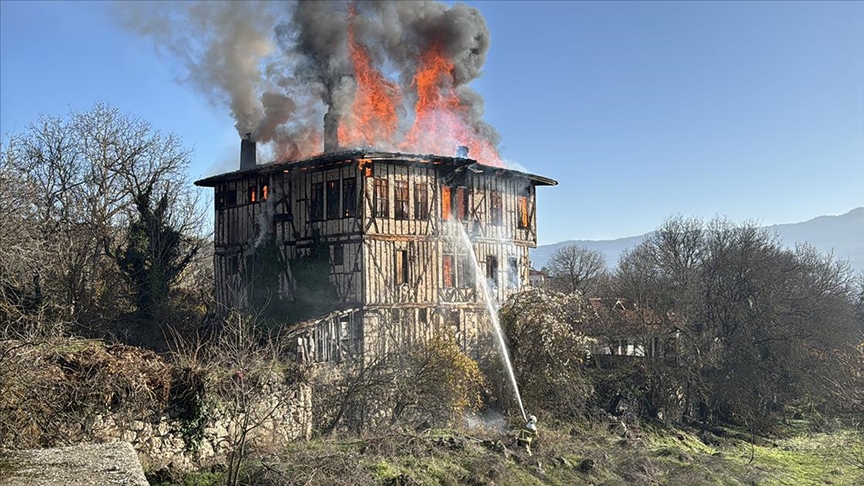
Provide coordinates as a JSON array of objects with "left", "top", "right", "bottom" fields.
[
  {"left": 240, "top": 133, "right": 256, "bottom": 170},
  {"left": 323, "top": 112, "right": 339, "bottom": 153}
]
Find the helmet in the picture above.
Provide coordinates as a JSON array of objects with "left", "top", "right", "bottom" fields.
[{"left": 528, "top": 415, "right": 537, "bottom": 423}]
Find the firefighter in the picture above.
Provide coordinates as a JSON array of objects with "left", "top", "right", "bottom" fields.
[{"left": 517, "top": 414, "right": 538, "bottom": 456}]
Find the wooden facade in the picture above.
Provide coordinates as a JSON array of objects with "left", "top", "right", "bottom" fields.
[{"left": 196, "top": 150, "right": 557, "bottom": 362}]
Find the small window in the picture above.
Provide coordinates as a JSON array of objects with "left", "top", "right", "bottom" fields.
[
  {"left": 414, "top": 183, "right": 429, "bottom": 220},
  {"left": 394, "top": 181, "right": 409, "bottom": 220},
  {"left": 261, "top": 184, "right": 269, "bottom": 201},
  {"left": 443, "top": 254, "right": 454, "bottom": 289},
  {"left": 508, "top": 257, "right": 519, "bottom": 289},
  {"left": 395, "top": 249, "right": 408, "bottom": 285},
  {"left": 343, "top": 177, "right": 356, "bottom": 217},
  {"left": 441, "top": 186, "right": 451, "bottom": 220},
  {"left": 517, "top": 195, "right": 529, "bottom": 229},
  {"left": 486, "top": 255, "right": 498, "bottom": 286},
  {"left": 374, "top": 178, "right": 388, "bottom": 218},
  {"left": 248, "top": 186, "right": 257, "bottom": 203},
  {"left": 418, "top": 308, "right": 428, "bottom": 324},
  {"left": 216, "top": 190, "right": 237, "bottom": 210},
  {"left": 490, "top": 190, "right": 502, "bottom": 225},
  {"left": 326, "top": 179, "right": 340, "bottom": 219},
  {"left": 228, "top": 255, "right": 239, "bottom": 275},
  {"left": 333, "top": 245, "right": 344, "bottom": 266},
  {"left": 311, "top": 182, "right": 324, "bottom": 221}
]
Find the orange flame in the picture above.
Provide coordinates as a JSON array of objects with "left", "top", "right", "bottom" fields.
[
  {"left": 401, "top": 45, "right": 503, "bottom": 167},
  {"left": 339, "top": 5, "right": 401, "bottom": 148}
]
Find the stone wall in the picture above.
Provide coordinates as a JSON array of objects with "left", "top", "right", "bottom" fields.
[{"left": 86, "top": 380, "right": 312, "bottom": 472}]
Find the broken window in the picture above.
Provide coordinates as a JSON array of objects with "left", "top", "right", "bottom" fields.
[
  {"left": 374, "top": 178, "right": 388, "bottom": 218},
  {"left": 508, "top": 257, "right": 519, "bottom": 289},
  {"left": 342, "top": 177, "right": 356, "bottom": 217},
  {"left": 490, "top": 190, "right": 502, "bottom": 225},
  {"left": 394, "top": 180, "right": 409, "bottom": 220},
  {"left": 443, "top": 254, "right": 454, "bottom": 289},
  {"left": 441, "top": 186, "right": 451, "bottom": 220},
  {"left": 414, "top": 183, "right": 429, "bottom": 220},
  {"left": 395, "top": 249, "right": 409, "bottom": 285},
  {"left": 311, "top": 182, "right": 324, "bottom": 221},
  {"left": 486, "top": 255, "right": 498, "bottom": 286},
  {"left": 333, "top": 245, "right": 344, "bottom": 266},
  {"left": 459, "top": 253, "right": 475, "bottom": 288},
  {"left": 517, "top": 195, "right": 529, "bottom": 229},
  {"left": 326, "top": 179, "right": 340, "bottom": 219}
]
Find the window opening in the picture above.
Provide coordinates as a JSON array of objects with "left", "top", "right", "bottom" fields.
[
  {"left": 326, "top": 179, "right": 340, "bottom": 220},
  {"left": 414, "top": 183, "right": 429, "bottom": 220},
  {"left": 342, "top": 177, "right": 356, "bottom": 217},
  {"left": 394, "top": 180, "right": 409, "bottom": 220},
  {"left": 374, "top": 178, "right": 388, "bottom": 218},
  {"left": 311, "top": 182, "right": 324, "bottom": 221}
]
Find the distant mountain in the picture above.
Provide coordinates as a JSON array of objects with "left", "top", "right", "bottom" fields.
[{"left": 531, "top": 208, "right": 864, "bottom": 274}]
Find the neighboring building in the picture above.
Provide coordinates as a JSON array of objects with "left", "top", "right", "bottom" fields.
[
  {"left": 195, "top": 140, "right": 556, "bottom": 361},
  {"left": 585, "top": 298, "right": 681, "bottom": 364},
  {"left": 528, "top": 268, "right": 548, "bottom": 288}
]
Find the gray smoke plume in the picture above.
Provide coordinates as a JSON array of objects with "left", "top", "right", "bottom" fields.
[{"left": 120, "top": 0, "right": 501, "bottom": 158}]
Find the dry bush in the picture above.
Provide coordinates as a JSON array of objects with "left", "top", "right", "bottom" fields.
[
  {"left": 313, "top": 333, "right": 486, "bottom": 435},
  {"left": 0, "top": 338, "right": 172, "bottom": 449},
  {"left": 496, "top": 289, "right": 593, "bottom": 420}
]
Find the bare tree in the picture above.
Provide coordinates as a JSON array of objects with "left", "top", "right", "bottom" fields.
[
  {"left": 0, "top": 103, "right": 206, "bottom": 338},
  {"left": 542, "top": 244, "right": 608, "bottom": 296}
]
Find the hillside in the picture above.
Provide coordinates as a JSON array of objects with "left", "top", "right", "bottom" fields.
[{"left": 532, "top": 208, "right": 864, "bottom": 273}]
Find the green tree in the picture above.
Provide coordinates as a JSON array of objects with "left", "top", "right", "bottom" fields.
[{"left": 115, "top": 183, "right": 199, "bottom": 319}]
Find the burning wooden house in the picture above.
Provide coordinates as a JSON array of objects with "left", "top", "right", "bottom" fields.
[{"left": 195, "top": 136, "right": 556, "bottom": 362}]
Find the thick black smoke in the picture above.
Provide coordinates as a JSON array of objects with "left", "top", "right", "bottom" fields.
[{"left": 119, "top": 0, "right": 500, "bottom": 159}]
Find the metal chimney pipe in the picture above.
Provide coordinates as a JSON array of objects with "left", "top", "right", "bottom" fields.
[
  {"left": 240, "top": 133, "right": 256, "bottom": 170},
  {"left": 324, "top": 112, "right": 339, "bottom": 153}
]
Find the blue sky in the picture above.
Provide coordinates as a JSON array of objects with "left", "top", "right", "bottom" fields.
[{"left": 2, "top": 1, "right": 862, "bottom": 245}]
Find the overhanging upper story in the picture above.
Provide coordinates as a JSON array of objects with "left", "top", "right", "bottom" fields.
[{"left": 194, "top": 149, "right": 557, "bottom": 248}]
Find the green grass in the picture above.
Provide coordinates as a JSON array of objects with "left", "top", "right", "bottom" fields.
[{"left": 150, "top": 420, "right": 864, "bottom": 485}]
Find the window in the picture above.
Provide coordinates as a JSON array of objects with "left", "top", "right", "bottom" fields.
[
  {"left": 394, "top": 181, "right": 409, "bottom": 220},
  {"left": 418, "top": 308, "right": 427, "bottom": 324},
  {"left": 486, "top": 255, "right": 498, "bottom": 286},
  {"left": 248, "top": 186, "right": 257, "bottom": 203},
  {"left": 443, "top": 254, "right": 454, "bottom": 288},
  {"left": 441, "top": 186, "right": 451, "bottom": 220},
  {"left": 395, "top": 249, "right": 408, "bottom": 285},
  {"left": 517, "top": 195, "right": 529, "bottom": 229},
  {"left": 490, "top": 190, "right": 502, "bottom": 225},
  {"left": 454, "top": 187, "right": 468, "bottom": 220},
  {"left": 261, "top": 184, "right": 269, "bottom": 201},
  {"left": 414, "top": 183, "right": 429, "bottom": 220},
  {"left": 216, "top": 189, "right": 237, "bottom": 210},
  {"left": 228, "top": 255, "right": 239, "bottom": 275},
  {"left": 374, "top": 178, "right": 388, "bottom": 218},
  {"left": 508, "top": 257, "right": 519, "bottom": 289},
  {"left": 342, "top": 177, "right": 356, "bottom": 217},
  {"left": 311, "top": 182, "right": 324, "bottom": 221},
  {"left": 459, "top": 253, "right": 475, "bottom": 288},
  {"left": 332, "top": 245, "right": 344, "bottom": 266},
  {"left": 326, "top": 179, "right": 340, "bottom": 219}
]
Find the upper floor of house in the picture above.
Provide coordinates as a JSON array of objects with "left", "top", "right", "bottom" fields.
[{"left": 195, "top": 149, "right": 557, "bottom": 250}]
